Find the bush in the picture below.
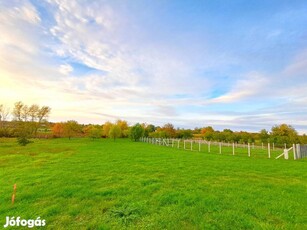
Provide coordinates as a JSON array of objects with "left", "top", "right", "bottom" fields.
[{"left": 17, "top": 136, "right": 31, "bottom": 146}]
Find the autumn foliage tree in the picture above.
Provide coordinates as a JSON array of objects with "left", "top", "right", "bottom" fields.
[
  {"left": 116, "top": 119, "right": 129, "bottom": 137},
  {"left": 52, "top": 123, "right": 64, "bottom": 138},
  {"left": 11, "top": 101, "right": 51, "bottom": 145},
  {"left": 102, "top": 121, "right": 113, "bottom": 137},
  {"left": 63, "top": 120, "right": 81, "bottom": 140},
  {"left": 270, "top": 124, "right": 299, "bottom": 146},
  {"left": 88, "top": 125, "right": 102, "bottom": 140},
  {"left": 109, "top": 124, "right": 121, "bottom": 141},
  {"left": 201, "top": 126, "right": 214, "bottom": 140},
  {"left": 162, "top": 123, "right": 176, "bottom": 138}
]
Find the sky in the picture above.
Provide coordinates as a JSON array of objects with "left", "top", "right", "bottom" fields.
[{"left": 1, "top": 0, "right": 307, "bottom": 133}]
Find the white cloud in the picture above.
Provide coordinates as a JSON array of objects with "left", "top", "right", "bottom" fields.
[
  {"left": 0, "top": 1, "right": 42, "bottom": 54},
  {"left": 59, "top": 64, "right": 73, "bottom": 75},
  {"left": 209, "top": 72, "right": 269, "bottom": 103}
]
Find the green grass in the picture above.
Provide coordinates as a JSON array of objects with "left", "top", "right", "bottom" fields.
[{"left": 0, "top": 138, "right": 306, "bottom": 229}]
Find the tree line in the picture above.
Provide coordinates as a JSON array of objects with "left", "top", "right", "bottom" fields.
[
  {"left": 1, "top": 102, "right": 306, "bottom": 146},
  {"left": 0, "top": 102, "right": 51, "bottom": 145},
  {"left": 47, "top": 121, "right": 307, "bottom": 147}
]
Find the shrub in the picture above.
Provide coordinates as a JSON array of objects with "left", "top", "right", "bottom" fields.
[{"left": 17, "top": 136, "right": 31, "bottom": 146}]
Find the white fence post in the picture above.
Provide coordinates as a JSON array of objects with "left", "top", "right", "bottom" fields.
[
  {"left": 191, "top": 140, "right": 193, "bottom": 151},
  {"left": 208, "top": 141, "right": 211, "bottom": 153},
  {"left": 296, "top": 144, "right": 301, "bottom": 159},
  {"left": 177, "top": 140, "right": 180, "bottom": 149},
  {"left": 284, "top": 149, "right": 289, "bottom": 160},
  {"left": 293, "top": 144, "right": 296, "bottom": 160},
  {"left": 199, "top": 141, "right": 201, "bottom": 152},
  {"left": 232, "top": 143, "right": 235, "bottom": 155},
  {"left": 184, "top": 140, "right": 186, "bottom": 150},
  {"left": 248, "top": 143, "right": 250, "bottom": 157},
  {"left": 219, "top": 142, "right": 222, "bottom": 154},
  {"left": 268, "top": 143, "right": 271, "bottom": 158}
]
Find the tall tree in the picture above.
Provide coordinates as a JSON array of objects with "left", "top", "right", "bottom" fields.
[
  {"left": 35, "top": 105, "right": 51, "bottom": 135},
  {"left": 0, "top": 104, "right": 10, "bottom": 124},
  {"left": 0, "top": 104, "right": 10, "bottom": 136},
  {"left": 37, "top": 106, "right": 51, "bottom": 123},
  {"left": 13, "top": 101, "right": 24, "bottom": 121},
  {"left": 28, "top": 104, "right": 39, "bottom": 121},
  {"left": 21, "top": 105, "right": 29, "bottom": 121}
]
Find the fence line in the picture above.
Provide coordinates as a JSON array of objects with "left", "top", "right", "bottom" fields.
[{"left": 140, "top": 137, "right": 299, "bottom": 160}]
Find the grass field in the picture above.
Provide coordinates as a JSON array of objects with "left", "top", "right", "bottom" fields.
[{"left": 0, "top": 138, "right": 306, "bottom": 229}]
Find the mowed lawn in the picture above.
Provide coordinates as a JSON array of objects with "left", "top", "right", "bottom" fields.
[{"left": 0, "top": 138, "right": 306, "bottom": 229}]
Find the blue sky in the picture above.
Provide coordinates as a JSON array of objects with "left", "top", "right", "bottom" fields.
[{"left": 1, "top": 0, "right": 307, "bottom": 133}]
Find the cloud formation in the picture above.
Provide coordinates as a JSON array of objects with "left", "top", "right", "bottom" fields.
[{"left": 1, "top": 0, "right": 307, "bottom": 133}]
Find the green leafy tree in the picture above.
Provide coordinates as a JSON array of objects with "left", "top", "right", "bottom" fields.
[
  {"left": 143, "top": 124, "right": 156, "bottom": 137},
  {"left": 129, "top": 123, "right": 144, "bottom": 141},
  {"left": 259, "top": 129, "right": 270, "bottom": 143},
  {"left": 109, "top": 124, "right": 121, "bottom": 141},
  {"left": 176, "top": 129, "right": 193, "bottom": 139}
]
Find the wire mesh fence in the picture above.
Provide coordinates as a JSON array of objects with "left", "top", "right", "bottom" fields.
[{"left": 296, "top": 144, "right": 307, "bottom": 159}]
